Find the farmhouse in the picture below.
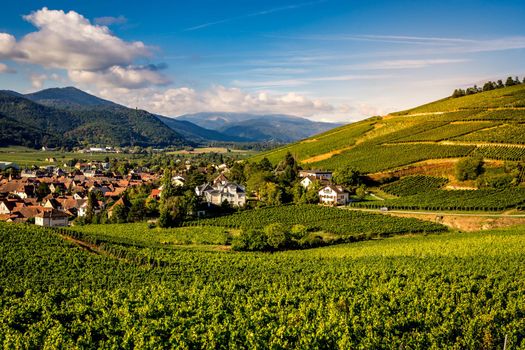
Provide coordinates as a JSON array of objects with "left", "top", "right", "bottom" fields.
[
  {"left": 318, "top": 185, "right": 349, "bottom": 206},
  {"left": 196, "top": 175, "right": 246, "bottom": 207},
  {"left": 299, "top": 170, "right": 332, "bottom": 181},
  {"left": 35, "top": 209, "right": 69, "bottom": 227}
]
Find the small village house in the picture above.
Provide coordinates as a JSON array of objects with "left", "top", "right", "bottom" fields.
[
  {"left": 35, "top": 209, "right": 69, "bottom": 227},
  {"left": 318, "top": 185, "right": 349, "bottom": 206}
]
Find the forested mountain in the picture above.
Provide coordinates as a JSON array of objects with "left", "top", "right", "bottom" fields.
[
  {"left": 0, "top": 86, "right": 344, "bottom": 147},
  {"left": 0, "top": 90, "right": 187, "bottom": 148}
]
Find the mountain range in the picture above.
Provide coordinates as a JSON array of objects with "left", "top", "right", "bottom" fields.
[{"left": 0, "top": 87, "right": 341, "bottom": 148}]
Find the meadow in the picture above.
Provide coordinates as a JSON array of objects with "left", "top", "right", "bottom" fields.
[
  {"left": 0, "top": 222, "right": 524, "bottom": 348},
  {"left": 0, "top": 146, "right": 144, "bottom": 167}
]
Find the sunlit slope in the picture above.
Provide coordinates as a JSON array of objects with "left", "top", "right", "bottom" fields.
[{"left": 252, "top": 84, "right": 525, "bottom": 173}]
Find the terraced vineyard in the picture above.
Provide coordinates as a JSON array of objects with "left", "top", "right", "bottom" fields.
[
  {"left": 382, "top": 175, "right": 449, "bottom": 196},
  {"left": 252, "top": 84, "right": 525, "bottom": 174},
  {"left": 1, "top": 222, "right": 525, "bottom": 348},
  {"left": 353, "top": 187, "right": 525, "bottom": 211},
  {"left": 192, "top": 204, "right": 446, "bottom": 236}
]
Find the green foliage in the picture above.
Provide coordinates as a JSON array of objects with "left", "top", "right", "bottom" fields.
[
  {"left": 333, "top": 166, "right": 361, "bottom": 186},
  {"left": 264, "top": 223, "right": 290, "bottom": 249},
  {"left": 1, "top": 223, "right": 525, "bottom": 348},
  {"left": 353, "top": 187, "right": 525, "bottom": 211},
  {"left": 455, "top": 157, "right": 484, "bottom": 181},
  {"left": 382, "top": 176, "right": 449, "bottom": 196},
  {"left": 193, "top": 204, "right": 446, "bottom": 237}
]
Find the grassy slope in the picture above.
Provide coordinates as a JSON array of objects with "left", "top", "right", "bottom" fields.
[
  {"left": 252, "top": 84, "right": 525, "bottom": 173},
  {"left": 1, "top": 222, "right": 524, "bottom": 348}
]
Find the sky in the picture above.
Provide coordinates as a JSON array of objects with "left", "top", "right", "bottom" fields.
[{"left": 0, "top": 0, "right": 524, "bottom": 122}]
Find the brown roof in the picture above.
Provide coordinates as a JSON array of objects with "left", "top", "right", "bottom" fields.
[{"left": 36, "top": 208, "right": 69, "bottom": 219}]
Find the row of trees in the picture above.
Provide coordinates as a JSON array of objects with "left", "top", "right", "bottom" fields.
[{"left": 452, "top": 76, "right": 524, "bottom": 98}]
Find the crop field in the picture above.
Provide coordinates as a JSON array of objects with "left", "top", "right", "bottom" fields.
[
  {"left": 72, "top": 223, "right": 236, "bottom": 247},
  {"left": 251, "top": 85, "right": 525, "bottom": 174},
  {"left": 456, "top": 123, "right": 525, "bottom": 144},
  {"left": 353, "top": 187, "right": 525, "bottom": 211},
  {"left": 250, "top": 119, "right": 375, "bottom": 164},
  {"left": 396, "top": 122, "right": 493, "bottom": 142},
  {"left": 382, "top": 175, "right": 449, "bottom": 196},
  {"left": 393, "top": 84, "right": 525, "bottom": 115},
  {"left": 309, "top": 144, "right": 475, "bottom": 173},
  {"left": 0, "top": 146, "right": 143, "bottom": 167},
  {"left": 192, "top": 204, "right": 446, "bottom": 237},
  {"left": 471, "top": 145, "right": 525, "bottom": 161},
  {"left": 1, "top": 222, "right": 524, "bottom": 348}
]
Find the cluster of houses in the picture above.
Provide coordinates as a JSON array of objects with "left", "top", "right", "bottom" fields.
[
  {"left": 0, "top": 161, "right": 159, "bottom": 227},
  {"left": 299, "top": 170, "right": 350, "bottom": 205}
]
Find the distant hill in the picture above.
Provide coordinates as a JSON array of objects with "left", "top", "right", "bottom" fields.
[
  {"left": 0, "top": 90, "right": 187, "bottom": 148},
  {"left": 20, "top": 87, "right": 251, "bottom": 145},
  {"left": 251, "top": 84, "right": 525, "bottom": 174},
  {"left": 177, "top": 112, "right": 341, "bottom": 142},
  {"left": 0, "top": 86, "right": 343, "bottom": 148},
  {"left": 24, "top": 87, "right": 117, "bottom": 108},
  {"left": 156, "top": 115, "right": 251, "bottom": 143}
]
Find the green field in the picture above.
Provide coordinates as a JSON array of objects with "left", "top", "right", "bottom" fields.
[
  {"left": 251, "top": 85, "right": 525, "bottom": 174},
  {"left": 0, "top": 146, "right": 144, "bottom": 167},
  {"left": 353, "top": 187, "right": 525, "bottom": 212},
  {"left": 1, "top": 222, "right": 524, "bottom": 348},
  {"left": 192, "top": 204, "right": 445, "bottom": 237}
]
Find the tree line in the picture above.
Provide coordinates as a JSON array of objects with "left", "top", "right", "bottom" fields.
[{"left": 452, "top": 76, "right": 524, "bottom": 98}]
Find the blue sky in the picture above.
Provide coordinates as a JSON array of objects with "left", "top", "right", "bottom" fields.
[{"left": 0, "top": 0, "right": 524, "bottom": 122}]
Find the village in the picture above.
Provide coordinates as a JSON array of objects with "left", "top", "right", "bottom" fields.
[{"left": 0, "top": 153, "right": 356, "bottom": 227}]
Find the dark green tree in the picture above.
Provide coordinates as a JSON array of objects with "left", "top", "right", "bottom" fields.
[{"left": 455, "top": 157, "right": 484, "bottom": 181}]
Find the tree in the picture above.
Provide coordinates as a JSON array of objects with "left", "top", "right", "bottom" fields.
[
  {"left": 264, "top": 223, "right": 290, "bottom": 250},
  {"left": 258, "top": 158, "right": 274, "bottom": 172},
  {"left": 482, "top": 81, "right": 495, "bottom": 92},
  {"left": 333, "top": 166, "right": 361, "bottom": 186},
  {"left": 259, "top": 182, "right": 283, "bottom": 206},
  {"left": 36, "top": 182, "right": 51, "bottom": 200},
  {"left": 111, "top": 205, "right": 129, "bottom": 224},
  {"left": 455, "top": 157, "right": 484, "bottom": 181},
  {"left": 127, "top": 199, "right": 146, "bottom": 222},
  {"left": 505, "top": 76, "right": 515, "bottom": 87},
  {"left": 160, "top": 168, "right": 175, "bottom": 200},
  {"left": 292, "top": 182, "right": 306, "bottom": 204},
  {"left": 85, "top": 191, "right": 98, "bottom": 223},
  {"left": 355, "top": 185, "right": 367, "bottom": 200},
  {"left": 496, "top": 80, "right": 505, "bottom": 88}
]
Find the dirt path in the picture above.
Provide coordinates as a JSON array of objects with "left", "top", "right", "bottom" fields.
[{"left": 59, "top": 233, "right": 102, "bottom": 255}]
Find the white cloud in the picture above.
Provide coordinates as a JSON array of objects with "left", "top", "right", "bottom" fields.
[
  {"left": 69, "top": 65, "right": 170, "bottom": 89},
  {"left": 342, "top": 58, "right": 469, "bottom": 70},
  {"left": 95, "top": 85, "right": 361, "bottom": 121},
  {"left": 0, "top": 8, "right": 167, "bottom": 90},
  {"left": 0, "top": 63, "right": 16, "bottom": 74},
  {"left": 18, "top": 8, "right": 148, "bottom": 71}
]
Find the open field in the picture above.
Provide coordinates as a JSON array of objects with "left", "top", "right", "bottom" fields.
[
  {"left": 168, "top": 147, "right": 258, "bottom": 156},
  {"left": 1, "top": 222, "right": 524, "bottom": 348},
  {"left": 0, "top": 146, "right": 144, "bottom": 167}
]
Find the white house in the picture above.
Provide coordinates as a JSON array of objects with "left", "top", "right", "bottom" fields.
[
  {"left": 35, "top": 209, "right": 69, "bottom": 227},
  {"left": 196, "top": 175, "right": 246, "bottom": 207},
  {"left": 299, "top": 170, "right": 332, "bottom": 181},
  {"left": 172, "top": 175, "right": 186, "bottom": 187},
  {"left": 300, "top": 176, "right": 316, "bottom": 189},
  {"left": 318, "top": 185, "right": 349, "bottom": 206}
]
